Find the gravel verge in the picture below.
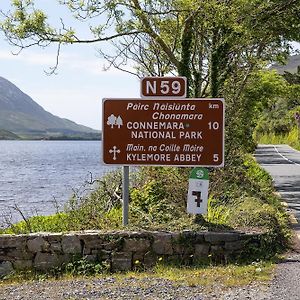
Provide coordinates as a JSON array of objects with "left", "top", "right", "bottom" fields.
[{"left": 0, "top": 276, "right": 271, "bottom": 300}]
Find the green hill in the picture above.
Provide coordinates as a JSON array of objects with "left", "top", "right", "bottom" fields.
[
  {"left": 0, "top": 129, "right": 20, "bottom": 140},
  {"left": 0, "top": 76, "right": 100, "bottom": 140}
]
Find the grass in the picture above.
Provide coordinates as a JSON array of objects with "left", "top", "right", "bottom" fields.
[
  {"left": 256, "top": 127, "right": 300, "bottom": 150},
  {"left": 150, "top": 261, "right": 274, "bottom": 287},
  {"left": 0, "top": 260, "right": 275, "bottom": 289}
]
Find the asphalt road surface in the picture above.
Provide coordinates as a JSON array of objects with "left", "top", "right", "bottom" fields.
[
  {"left": 255, "top": 144, "right": 300, "bottom": 300},
  {"left": 255, "top": 144, "right": 300, "bottom": 228}
]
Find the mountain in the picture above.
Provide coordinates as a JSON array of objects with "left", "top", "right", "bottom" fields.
[
  {"left": 0, "top": 129, "right": 20, "bottom": 140},
  {"left": 271, "top": 54, "right": 300, "bottom": 74},
  {"left": 0, "top": 76, "right": 100, "bottom": 140}
]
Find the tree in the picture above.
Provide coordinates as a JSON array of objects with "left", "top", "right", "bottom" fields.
[
  {"left": 1, "top": 0, "right": 300, "bottom": 151},
  {"left": 107, "top": 114, "right": 117, "bottom": 129}
]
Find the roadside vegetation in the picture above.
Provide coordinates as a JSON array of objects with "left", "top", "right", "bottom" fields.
[
  {"left": 1, "top": 152, "right": 290, "bottom": 259},
  {"left": 254, "top": 68, "right": 300, "bottom": 148},
  {"left": 1, "top": 257, "right": 274, "bottom": 289},
  {"left": 0, "top": 0, "right": 299, "bottom": 269}
]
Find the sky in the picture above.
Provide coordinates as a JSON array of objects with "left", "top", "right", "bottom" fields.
[
  {"left": 0, "top": 2, "right": 299, "bottom": 131},
  {"left": 0, "top": 1, "right": 140, "bottom": 130}
]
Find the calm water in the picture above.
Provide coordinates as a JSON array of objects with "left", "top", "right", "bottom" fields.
[{"left": 0, "top": 141, "right": 116, "bottom": 226}]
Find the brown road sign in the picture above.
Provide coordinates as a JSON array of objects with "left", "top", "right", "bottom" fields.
[
  {"left": 102, "top": 98, "right": 224, "bottom": 167},
  {"left": 141, "top": 77, "right": 187, "bottom": 98}
]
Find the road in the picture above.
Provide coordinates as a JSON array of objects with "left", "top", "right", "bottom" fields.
[
  {"left": 255, "top": 144, "right": 300, "bottom": 300},
  {"left": 255, "top": 144, "right": 300, "bottom": 229}
]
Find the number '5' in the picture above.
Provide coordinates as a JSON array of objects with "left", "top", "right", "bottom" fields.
[{"left": 213, "top": 154, "right": 219, "bottom": 162}]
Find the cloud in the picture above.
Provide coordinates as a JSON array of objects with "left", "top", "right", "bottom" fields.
[
  {"left": 0, "top": 49, "right": 55, "bottom": 65},
  {"left": 0, "top": 47, "right": 136, "bottom": 76}
]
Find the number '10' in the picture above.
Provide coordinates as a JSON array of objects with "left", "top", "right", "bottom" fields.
[{"left": 208, "top": 122, "right": 220, "bottom": 130}]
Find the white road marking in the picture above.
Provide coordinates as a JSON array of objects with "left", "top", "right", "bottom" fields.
[
  {"left": 261, "top": 145, "right": 300, "bottom": 229},
  {"left": 273, "top": 145, "right": 300, "bottom": 166}
]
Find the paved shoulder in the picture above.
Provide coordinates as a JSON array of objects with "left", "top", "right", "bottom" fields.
[
  {"left": 255, "top": 144, "right": 300, "bottom": 300},
  {"left": 269, "top": 254, "right": 300, "bottom": 300},
  {"left": 255, "top": 144, "right": 300, "bottom": 226}
]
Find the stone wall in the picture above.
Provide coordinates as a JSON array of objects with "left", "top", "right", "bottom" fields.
[{"left": 0, "top": 230, "right": 262, "bottom": 277}]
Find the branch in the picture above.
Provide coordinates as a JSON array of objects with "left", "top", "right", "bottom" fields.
[
  {"left": 131, "top": 0, "right": 180, "bottom": 69},
  {"left": 10, "top": 204, "right": 32, "bottom": 232}
]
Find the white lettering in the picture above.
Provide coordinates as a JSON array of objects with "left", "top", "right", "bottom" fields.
[
  {"left": 153, "top": 102, "right": 196, "bottom": 111},
  {"left": 174, "top": 154, "right": 202, "bottom": 162},
  {"left": 179, "top": 131, "right": 203, "bottom": 139},
  {"left": 127, "top": 121, "right": 184, "bottom": 130},
  {"left": 126, "top": 103, "right": 149, "bottom": 110},
  {"left": 159, "top": 144, "right": 180, "bottom": 152},
  {"left": 183, "top": 144, "right": 204, "bottom": 152},
  {"left": 126, "top": 144, "right": 145, "bottom": 151},
  {"left": 152, "top": 112, "right": 203, "bottom": 120},
  {"left": 127, "top": 153, "right": 171, "bottom": 162},
  {"left": 146, "top": 81, "right": 156, "bottom": 94},
  {"left": 131, "top": 131, "right": 176, "bottom": 139}
]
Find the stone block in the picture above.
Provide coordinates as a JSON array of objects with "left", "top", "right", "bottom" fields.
[
  {"left": 152, "top": 233, "right": 173, "bottom": 255},
  {"left": 84, "top": 255, "right": 97, "bottom": 263},
  {"left": 224, "top": 240, "right": 244, "bottom": 251},
  {"left": 194, "top": 244, "right": 210, "bottom": 258},
  {"left": 111, "top": 252, "right": 132, "bottom": 271},
  {"left": 82, "top": 240, "right": 103, "bottom": 254},
  {"left": 0, "top": 261, "right": 14, "bottom": 277},
  {"left": 13, "top": 260, "right": 33, "bottom": 270},
  {"left": 194, "top": 233, "right": 205, "bottom": 243},
  {"left": 49, "top": 242, "right": 62, "bottom": 253},
  {"left": 204, "top": 232, "right": 240, "bottom": 244},
  {"left": 27, "top": 237, "right": 50, "bottom": 253},
  {"left": 126, "top": 231, "right": 151, "bottom": 239},
  {"left": 211, "top": 245, "right": 224, "bottom": 254},
  {"left": 133, "top": 252, "right": 144, "bottom": 263},
  {"left": 79, "top": 233, "right": 103, "bottom": 248},
  {"left": 97, "top": 250, "right": 111, "bottom": 261},
  {"left": 61, "top": 235, "right": 82, "bottom": 254},
  {"left": 34, "top": 252, "right": 61, "bottom": 270},
  {"left": 0, "top": 236, "right": 27, "bottom": 249},
  {"left": 5, "top": 249, "right": 34, "bottom": 260},
  {"left": 46, "top": 234, "right": 62, "bottom": 244},
  {"left": 103, "top": 238, "right": 123, "bottom": 251},
  {"left": 144, "top": 251, "right": 157, "bottom": 267},
  {"left": 123, "top": 238, "right": 151, "bottom": 253}
]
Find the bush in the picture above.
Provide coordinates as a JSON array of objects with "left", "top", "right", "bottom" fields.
[{"left": 2, "top": 154, "right": 291, "bottom": 257}]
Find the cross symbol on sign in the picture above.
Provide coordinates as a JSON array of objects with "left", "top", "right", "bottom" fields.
[
  {"left": 192, "top": 191, "right": 202, "bottom": 207},
  {"left": 109, "top": 146, "right": 121, "bottom": 160}
]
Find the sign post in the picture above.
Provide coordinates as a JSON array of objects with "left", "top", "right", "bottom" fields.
[
  {"left": 102, "top": 76, "right": 225, "bottom": 224},
  {"left": 122, "top": 166, "right": 129, "bottom": 226},
  {"left": 187, "top": 168, "right": 209, "bottom": 214}
]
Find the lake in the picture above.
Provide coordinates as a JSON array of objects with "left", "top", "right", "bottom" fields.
[{"left": 0, "top": 140, "right": 117, "bottom": 226}]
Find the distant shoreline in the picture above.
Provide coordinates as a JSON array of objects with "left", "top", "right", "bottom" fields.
[
  {"left": 0, "top": 129, "right": 101, "bottom": 141},
  {"left": 0, "top": 138, "right": 102, "bottom": 141}
]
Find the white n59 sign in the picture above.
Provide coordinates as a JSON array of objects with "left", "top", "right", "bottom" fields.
[{"left": 141, "top": 77, "right": 187, "bottom": 98}]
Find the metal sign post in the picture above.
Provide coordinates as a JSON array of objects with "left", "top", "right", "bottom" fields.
[{"left": 122, "top": 166, "right": 129, "bottom": 226}]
